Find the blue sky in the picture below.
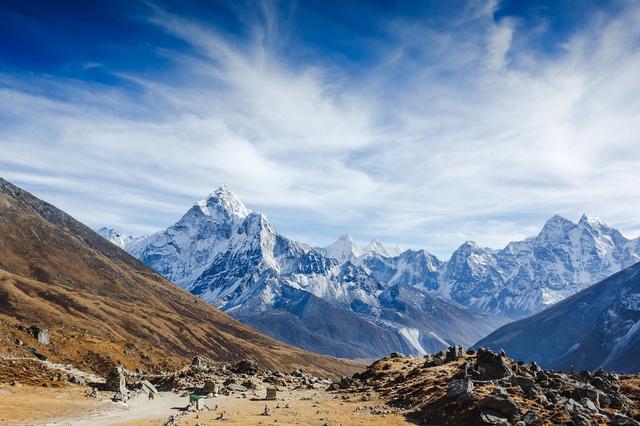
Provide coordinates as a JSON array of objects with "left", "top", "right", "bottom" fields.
[{"left": 1, "top": 0, "right": 639, "bottom": 258}]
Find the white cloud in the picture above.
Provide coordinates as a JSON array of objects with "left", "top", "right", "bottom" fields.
[{"left": 1, "top": 1, "right": 640, "bottom": 258}]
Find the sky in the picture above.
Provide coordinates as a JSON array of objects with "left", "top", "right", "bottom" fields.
[{"left": 1, "top": 0, "right": 639, "bottom": 258}]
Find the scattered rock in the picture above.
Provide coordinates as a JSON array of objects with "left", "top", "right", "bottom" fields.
[
  {"left": 523, "top": 410, "right": 541, "bottom": 426},
  {"left": 225, "top": 383, "right": 248, "bottom": 392},
  {"left": 475, "top": 349, "right": 513, "bottom": 380},
  {"left": 477, "top": 394, "right": 520, "bottom": 418},
  {"left": 480, "top": 412, "right": 510, "bottom": 425},
  {"left": 232, "top": 359, "right": 258, "bottom": 375},
  {"left": 611, "top": 414, "right": 640, "bottom": 426},
  {"left": 447, "top": 378, "right": 474, "bottom": 399},
  {"left": 445, "top": 345, "right": 464, "bottom": 362},
  {"left": 202, "top": 380, "right": 218, "bottom": 395},
  {"left": 28, "top": 326, "right": 50, "bottom": 345},
  {"left": 139, "top": 379, "right": 158, "bottom": 398},
  {"left": 190, "top": 356, "right": 207, "bottom": 371}
]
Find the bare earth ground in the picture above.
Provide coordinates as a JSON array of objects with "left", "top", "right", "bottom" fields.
[{"left": 0, "top": 385, "right": 411, "bottom": 425}]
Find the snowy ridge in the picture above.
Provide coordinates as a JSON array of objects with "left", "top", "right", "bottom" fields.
[
  {"left": 96, "top": 227, "right": 143, "bottom": 249},
  {"left": 349, "top": 214, "right": 640, "bottom": 318}
]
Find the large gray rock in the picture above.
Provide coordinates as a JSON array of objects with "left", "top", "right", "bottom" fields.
[
  {"left": 105, "top": 366, "right": 127, "bottom": 393},
  {"left": 478, "top": 394, "right": 520, "bottom": 418},
  {"left": 232, "top": 359, "right": 259, "bottom": 375},
  {"left": 475, "top": 349, "right": 513, "bottom": 380},
  {"left": 445, "top": 345, "right": 464, "bottom": 362},
  {"left": 139, "top": 379, "right": 157, "bottom": 397},
  {"left": 611, "top": 414, "right": 640, "bottom": 426},
  {"left": 28, "top": 326, "right": 50, "bottom": 345},
  {"left": 447, "top": 379, "right": 474, "bottom": 399}
]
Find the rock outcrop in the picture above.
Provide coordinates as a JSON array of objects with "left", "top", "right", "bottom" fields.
[{"left": 334, "top": 346, "right": 640, "bottom": 425}]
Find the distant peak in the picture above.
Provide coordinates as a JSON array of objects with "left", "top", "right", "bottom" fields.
[
  {"left": 364, "top": 239, "right": 402, "bottom": 257},
  {"left": 540, "top": 215, "right": 575, "bottom": 232},
  {"left": 536, "top": 214, "right": 578, "bottom": 242},
  {"left": 547, "top": 214, "right": 572, "bottom": 224},
  {"left": 456, "top": 241, "right": 482, "bottom": 253},
  {"left": 324, "top": 233, "right": 362, "bottom": 262}
]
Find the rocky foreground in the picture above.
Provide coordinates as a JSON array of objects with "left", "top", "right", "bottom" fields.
[
  {"left": 1, "top": 343, "right": 640, "bottom": 425},
  {"left": 341, "top": 346, "right": 640, "bottom": 425}
]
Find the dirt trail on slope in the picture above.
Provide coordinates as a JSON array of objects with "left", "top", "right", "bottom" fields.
[{"left": 0, "top": 385, "right": 411, "bottom": 426}]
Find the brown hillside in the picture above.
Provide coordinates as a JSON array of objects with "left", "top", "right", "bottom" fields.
[{"left": 0, "top": 177, "right": 358, "bottom": 378}]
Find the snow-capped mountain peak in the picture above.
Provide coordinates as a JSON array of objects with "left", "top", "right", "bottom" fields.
[
  {"left": 322, "top": 234, "right": 362, "bottom": 264},
  {"left": 199, "top": 185, "right": 250, "bottom": 221},
  {"left": 579, "top": 213, "right": 603, "bottom": 226},
  {"left": 578, "top": 214, "right": 616, "bottom": 235},
  {"left": 536, "top": 214, "right": 577, "bottom": 244},
  {"left": 364, "top": 239, "right": 402, "bottom": 258},
  {"left": 96, "top": 227, "right": 140, "bottom": 249}
]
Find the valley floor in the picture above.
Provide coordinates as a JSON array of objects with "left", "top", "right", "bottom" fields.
[{"left": 0, "top": 384, "right": 411, "bottom": 425}]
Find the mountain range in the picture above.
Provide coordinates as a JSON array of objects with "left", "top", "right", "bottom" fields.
[
  {"left": 99, "top": 185, "right": 640, "bottom": 359},
  {"left": 318, "top": 216, "right": 640, "bottom": 318},
  {"left": 99, "top": 186, "right": 503, "bottom": 359}
]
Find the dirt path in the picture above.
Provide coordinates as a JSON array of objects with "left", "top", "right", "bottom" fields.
[
  {"left": 174, "top": 388, "right": 412, "bottom": 426},
  {"left": 54, "top": 392, "right": 187, "bottom": 426},
  {"left": 0, "top": 385, "right": 412, "bottom": 425}
]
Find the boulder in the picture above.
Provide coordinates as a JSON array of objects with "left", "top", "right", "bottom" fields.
[
  {"left": 202, "top": 380, "right": 218, "bottom": 394},
  {"left": 480, "top": 413, "right": 510, "bottom": 425},
  {"left": 510, "top": 376, "right": 536, "bottom": 393},
  {"left": 611, "top": 414, "right": 640, "bottom": 426},
  {"left": 28, "top": 327, "right": 50, "bottom": 345},
  {"left": 339, "top": 376, "right": 354, "bottom": 389},
  {"left": 233, "top": 359, "right": 259, "bottom": 375},
  {"left": 580, "top": 397, "right": 598, "bottom": 413},
  {"left": 445, "top": 345, "right": 464, "bottom": 362},
  {"left": 190, "top": 356, "right": 207, "bottom": 371},
  {"left": 140, "top": 380, "right": 157, "bottom": 397},
  {"left": 523, "top": 410, "right": 542, "bottom": 426},
  {"left": 226, "top": 383, "right": 248, "bottom": 392},
  {"left": 105, "top": 366, "right": 127, "bottom": 393},
  {"left": 447, "top": 379, "right": 474, "bottom": 399},
  {"left": 572, "top": 412, "right": 593, "bottom": 426},
  {"left": 477, "top": 395, "right": 520, "bottom": 418},
  {"left": 475, "top": 349, "right": 513, "bottom": 380}
]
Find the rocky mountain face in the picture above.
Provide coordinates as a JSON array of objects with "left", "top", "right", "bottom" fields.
[
  {"left": 104, "top": 186, "right": 503, "bottom": 359},
  {"left": 440, "top": 215, "right": 640, "bottom": 317},
  {"left": 0, "top": 178, "right": 356, "bottom": 378},
  {"left": 476, "top": 261, "right": 640, "bottom": 373},
  {"left": 320, "top": 214, "right": 640, "bottom": 319}
]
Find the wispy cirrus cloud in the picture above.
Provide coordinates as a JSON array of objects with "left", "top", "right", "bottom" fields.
[{"left": 1, "top": 0, "right": 639, "bottom": 257}]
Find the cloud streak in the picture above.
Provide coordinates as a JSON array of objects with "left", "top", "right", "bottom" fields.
[{"left": 1, "top": 1, "right": 639, "bottom": 257}]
